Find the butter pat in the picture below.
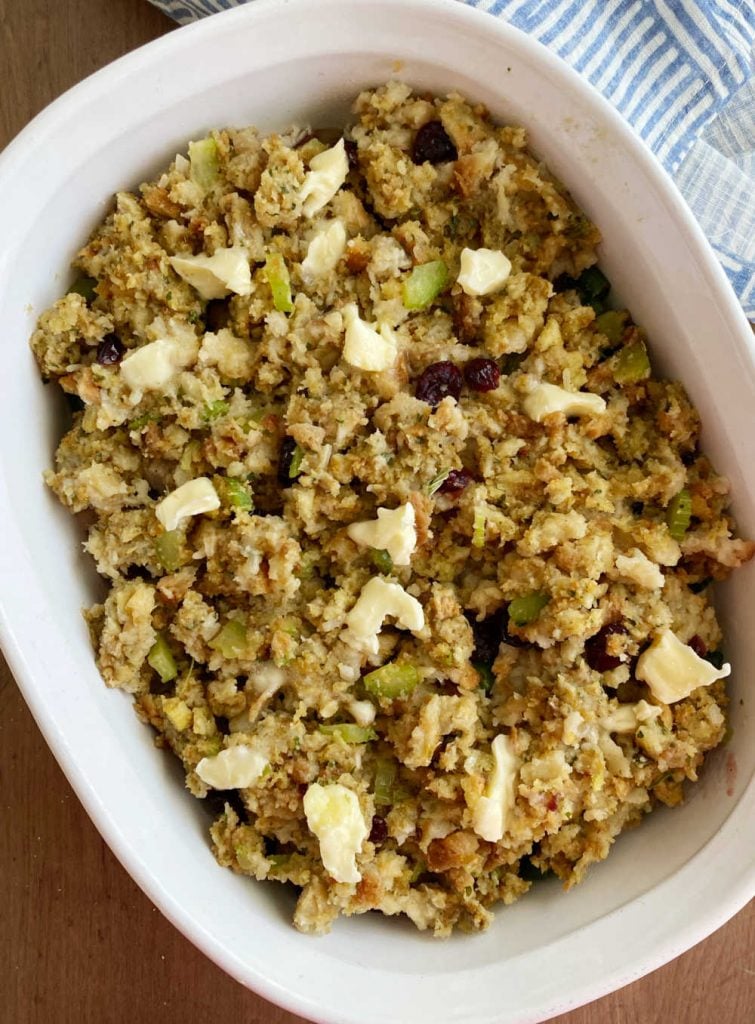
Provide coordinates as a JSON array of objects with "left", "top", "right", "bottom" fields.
[
  {"left": 601, "top": 700, "right": 662, "bottom": 734},
  {"left": 524, "top": 382, "right": 606, "bottom": 421},
  {"left": 457, "top": 247, "right": 512, "bottom": 296},
  {"left": 196, "top": 745, "right": 268, "bottom": 789},
  {"left": 155, "top": 477, "right": 220, "bottom": 532},
  {"left": 169, "top": 246, "right": 252, "bottom": 300},
  {"left": 346, "top": 503, "right": 416, "bottom": 565},
  {"left": 301, "top": 219, "right": 347, "bottom": 281},
  {"left": 615, "top": 547, "right": 665, "bottom": 590},
  {"left": 300, "top": 139, "right": 349, "bottom": 218},
  {"left": 121, "top": 335, "right": 199, "bottom": 396},
  {"left": 635, "top": 628, "right": 730, "bottom": 704},
  {"left": 303, "top": 782, "right": 367, "bottom": 884},
  {"left": 472, "top": 734, "right": 519, "bottom": 842},
  {"left": 342, "top": 303, "right": 397, "bottom": 372},
  {"left": 343, "top": 577, "right": 424, "bottom": 655}
]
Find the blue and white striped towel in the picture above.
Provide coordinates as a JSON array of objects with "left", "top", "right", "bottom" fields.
[{"left": 149, "top": 0, "right": 755, "bottom": 316}]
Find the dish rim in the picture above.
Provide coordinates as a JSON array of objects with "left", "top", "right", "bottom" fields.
[{"left": 0, "top": 1, "right": 753, "bottom": 1022}]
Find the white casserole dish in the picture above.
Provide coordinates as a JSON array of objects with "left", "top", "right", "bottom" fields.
[{"left": 0, "top": 0, "right": 753, "bottom": 1021}]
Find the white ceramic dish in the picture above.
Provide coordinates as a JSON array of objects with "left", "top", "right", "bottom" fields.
[{"left": 0, "top": 0, "right": 753, "bottom": 1021}]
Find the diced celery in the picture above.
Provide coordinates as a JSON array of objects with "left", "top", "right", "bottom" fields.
[
  {"left": 472, "top": 504, "right": 487, "bottom": 548},
  {"left": 391, "top": 778, "right": 413, "bottom": 803},
  {"left": 223, "top": 478, "right": 253, "bottom": 510},
  {"left": 319, "top": 723, "right": 377, "bottom": 743},
  {"left": 402, "top": 260, "right": 448, "bottom": 310},
  {"left": 209, "top": 619, "right": 247, "bottom": 658},
  {"left": 68, "top": 276, "right": 97, "bottom": 302},
  {"left": 508, "top": 592, "right": 549, "bottom": 626},
  {"left": 426, "top": 469, "right": 450, "bottom": 496},
  {"left": 409, "top": 859, "right": 426, "bottom": 883},
  {"left": 666, "top": 488, "right": 692, "bottom": 541},
  {"left": 288, "top": 443, "right": 305, "bottom": 479},
  {"left": 374, "top": 758, "right": 397, "bottom": 807},
  {"left": 576, "top": 266, "right": 610, "bottom": 312},
  {"left": 363, "top": 662, "right": 419, "bottom": 699},
  {"left": 154, "top": 529, "right": 185, "bottom": 572},
  {"left": 148, "top": 633, "right": 178, "bottom": 683},
  {"left": 370, "top": 548, "right": 394, "bottom": 574},
  {"left": 264, "top": 252, "right": 294, "bottom": 313},
  {"left": 473, "top": 662, "right": 495, "bottom": 693},
  {"left": 613, "top": 340, "right": 650, "bottom": 384},
  {"left": 203, "top": 399, "right": 230, "bottom": 422},
  {"left": 595, "top": 310, "right": 627, "bottom": 345},
  {"left": 189, "top": 137, "right": 220, "bottom": 190}
]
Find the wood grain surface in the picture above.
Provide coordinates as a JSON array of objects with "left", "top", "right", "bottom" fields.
[{"left": 0, "top": 2, "right": 752, "bottom": 1022}]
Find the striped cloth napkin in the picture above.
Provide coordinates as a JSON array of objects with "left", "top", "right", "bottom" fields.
[{"left": 149, "top": 0, "right": 755, "bottom": 316}]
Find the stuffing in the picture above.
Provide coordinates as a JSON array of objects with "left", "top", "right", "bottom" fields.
[{"left": 31, "top": 84, "right": 751, "bottom": 937}]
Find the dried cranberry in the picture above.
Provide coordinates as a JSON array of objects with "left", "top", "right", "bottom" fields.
[
  {"left": 584, "top": 623, "right": 626, "bottom": 672},
  {"left": 464, "top": 357, "right": 500, "bottom": 393},
  {"left": 277, "top": 436, "right": 300, "bottom": 486},
  {"left": 439, "top": 467, "right": 474, "bottom": 498},
  {"left": 688, "top": 635, "right": 707, "bottom": 658},
  {"left": 343, "top": 138, "right": 358, "bottom": 171},
  {"left": 412, "top": 121, "right": 458, "bottom": 165},
  {"left": 467, "top": 605, "right": 531, "bottom": 655},
  {"left": 96, "top": 333, "right": 124, "bottom": 366},
  {"left": 415, "top": 361, "right": 463, "bottom": 407},
  {"left": 466, "top": 609, "right": 506, "bottom": 665},
  {"left": 369, "top": 815, "right": 388, "bottom": 844}
]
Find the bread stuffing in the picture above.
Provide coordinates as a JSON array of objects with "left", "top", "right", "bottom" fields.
[{"left": 31, "top": 82, "right": 754, "bottom": 936}]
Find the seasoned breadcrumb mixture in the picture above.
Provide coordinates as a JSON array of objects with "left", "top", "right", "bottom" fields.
[{"left": 31, "top": 83, "right": 753, "bottom": 936}]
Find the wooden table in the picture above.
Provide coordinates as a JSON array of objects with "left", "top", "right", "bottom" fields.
[{"left": 1, "top": 1, "right": 752, "bottom": 1020}]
